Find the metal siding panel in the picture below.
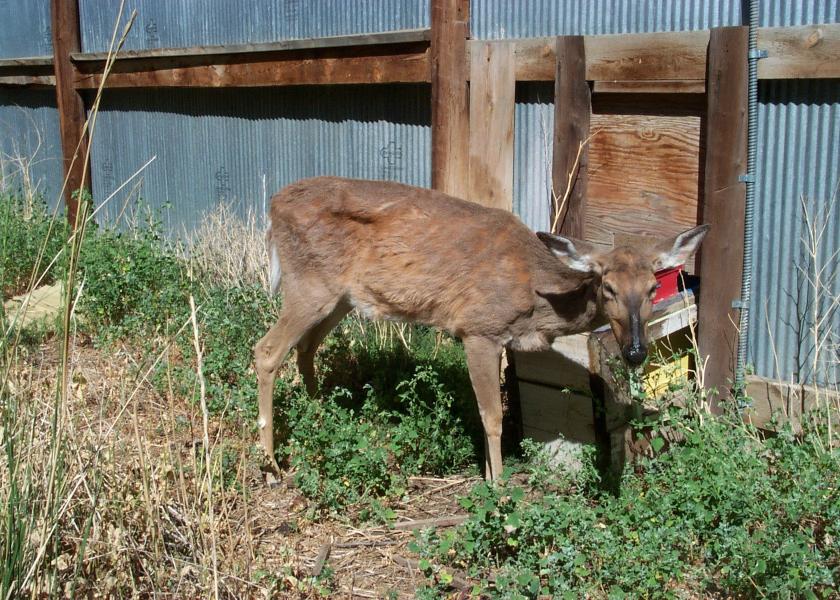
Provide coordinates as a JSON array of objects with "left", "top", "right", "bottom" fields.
[
  {"left": 470, "top": 0, "right": 743, "bottom": 39},
  {"left": 78, "top": 0, "right": 429, "bottom": 53},
  {"left": 513, "top": 83, "right": 553, "bottom": 232},
  {"left": 748, "top": 80, "right": 840, "bottom": 386},
  {"left": 0, "top": 89, "right": 63, "bottom": 208},
  {"left": 0, "top": 0, "right": 52, "bottom": 59},
  {"left": 88, "top": 85, "right": 430, "bottom": 235}
]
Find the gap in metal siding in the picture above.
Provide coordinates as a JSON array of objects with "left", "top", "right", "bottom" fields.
[
  {"left": 748, "top": 79, "right": 840, "bottom": 386},
  {"left": 0, "top": 0, "right": 52, "bottom": 59},
  {"left": 88, "top": 85, "right": 431, "bottom": 236},
  {"left": 78, "top": 0, "right": 429, "bottom": 53},
  {"left": 0, "top": 89, "right": 64, "bottom": 209},
  {"left": 514, "top": 82, "right": 554, "bottom": 232}
]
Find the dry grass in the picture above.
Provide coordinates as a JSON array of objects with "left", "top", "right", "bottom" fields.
[
  {"left": 2, "top": 339, "right": 475, "bottom": 598},
  {"left": 182, "top": 203, "right": 270, "bottom": 293}
]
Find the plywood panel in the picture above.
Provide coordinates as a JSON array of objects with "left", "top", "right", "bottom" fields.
[
  {"left": 468, "top": 41, "right": 515, "bottom": 211},
  {"left": 585, "top": 113, "right": 702, "bottom": 266}
]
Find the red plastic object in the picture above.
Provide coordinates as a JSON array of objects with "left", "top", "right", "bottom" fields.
[{"left": 653, "top": 265, "right": 684, "bottom": 304}]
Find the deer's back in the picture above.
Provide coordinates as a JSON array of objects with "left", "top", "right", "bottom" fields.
[{"left": 269, "top": 177, "right": 554, "bottom": 338}]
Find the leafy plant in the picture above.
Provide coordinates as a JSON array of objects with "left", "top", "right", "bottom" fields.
[
  {"left": 0, "top": 194, "right": 68, "bottom": 298},
  {"left": 416, "top": 404, "right": 840, "bottom": 599}
]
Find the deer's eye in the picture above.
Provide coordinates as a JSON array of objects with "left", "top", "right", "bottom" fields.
[
  {"left": 603, "top": 283, "right": 617, "bottom": 298},
  {"left": 649, "top": 283, "right": 661, "bottom": 297}
]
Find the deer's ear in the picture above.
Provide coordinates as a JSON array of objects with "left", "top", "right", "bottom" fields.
[
  {"left": 537, "top": 232, "right": 601, "bottom": 274},
  {"left": 653, "top": 224, "right": 710, "bottom": 271}
]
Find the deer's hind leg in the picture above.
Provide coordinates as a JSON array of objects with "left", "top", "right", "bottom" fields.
[
  {"left": 296, "top": 300, "right": 351, "bottom": 397},
  {"left": 254, "top": 289, "right": 341, "bottom": 471}
]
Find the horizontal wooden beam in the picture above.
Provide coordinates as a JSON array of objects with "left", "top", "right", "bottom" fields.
[
  {"left": 0, "top": 56, "right": 53, "bottom": 68},
  {"left": 475, "top": 30, "right": 711, "bottom": 82},
  {"left": 758, "top": 23, "right": 840, "bottom": 79},
  {"left": 74, "top": 44, "right": 431, "bottom": 88},
  {"left": 743, "top": 375, "right": 839, "bottom": 432},
  {"left": 472, "top": 23, "right": 840, "bottom": 84},
  {"left": 0, "top": 75, "right": 55, "bottom": 87},
  {"left": 71, "top": 28, "right": 431, "bottom": 62},
  {"left": 592, "top": 79, "right": 705, "bottom": 94}
]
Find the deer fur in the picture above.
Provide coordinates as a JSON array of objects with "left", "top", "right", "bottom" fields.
[{"left": 255, "top": 176, "right": 709, "bottom": 481}]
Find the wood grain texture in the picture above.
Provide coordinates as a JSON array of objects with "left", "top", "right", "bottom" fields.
[
  {"left": 0, "top": 75, "right": 55, "bottom": 87},
  {"left": 593, "top": 79, "right": 705, "bottom": 94},
  {"left": 552, "top": 36, "right": 590, "bottom": 237},
  {"left": 51, "top": 0, "right": 89, "bottom": 225},
  {"left": 71, "top": 28, "right": 431, "bottom": 61},
  {"left": 74, "top": 45, "right": 430, "bottom": 88},
  {"left": 430, "top": 0, "right": 470, "bottom": 198},
  {"left": 758, "top": 23, "right": 840, "bottom": 79},
  {"left": 585, "top": 113, "right": 702, "bottom": 260},
  {"left": 485, "top": 29, "right": 710, "bottom": 82},
  {"left": 697, "top": 27, "right": 748, "bottom": 405},
  {"left": 468, "top": 41, "right": 515, "bottom": 211}
]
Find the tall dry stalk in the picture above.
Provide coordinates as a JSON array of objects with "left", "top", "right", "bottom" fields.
[{"left": 550, "top": 130, "right": 599, "bottom": 235}]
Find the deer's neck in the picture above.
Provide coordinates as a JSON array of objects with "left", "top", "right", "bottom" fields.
[{"left": 510, "top": 278, "right": 605, "bottom": 350}]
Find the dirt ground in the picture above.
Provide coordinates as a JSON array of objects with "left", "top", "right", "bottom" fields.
[{"left": 12, "top": 332, "right": 482, "bottom": 599}]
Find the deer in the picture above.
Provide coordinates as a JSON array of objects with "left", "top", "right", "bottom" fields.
[{"left": 254, "top": 176, "right": 709, "bottom": 481}]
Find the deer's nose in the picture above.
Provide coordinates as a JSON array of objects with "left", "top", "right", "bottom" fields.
[{"left": 622, "top": 343, "right": 647, "bottom": 367}]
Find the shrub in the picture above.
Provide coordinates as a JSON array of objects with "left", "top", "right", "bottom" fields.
[
  {"left": 174, "top": 283, "right": 280, "bottom": 416},
  {"left": 0, "top": 194, "right": 68, "bottom": 298},
  {"left": 76, "top": 224, "right": 189, "bottom": 338},
  {"left": 415, "top": 407, "right": 840, "bottom": 599},
  {"left": 285, "top": 366, "right": 476, "bottom": 514}
]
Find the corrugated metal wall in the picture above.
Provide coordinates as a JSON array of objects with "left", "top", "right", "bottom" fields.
[
  {"left": 88, "top": 85, "right": 430, "bottom": 233},
  {"left": 0, "top": 1, "right": 838, "bottom": 385},
  {"left": 0, "top": 89, "right": 63, "bottom": 207},
  {"left": 78, "top": 0, "right": 429, "bottom": 53},
  {"left": 0, "top": 0, "right": 52, "bottom": 59},
  {"left": 471, "top": 0, "right": 741, "bottom": 39},
  {"left": 749, "top": 80, "right": 840, "bottom": 387}
]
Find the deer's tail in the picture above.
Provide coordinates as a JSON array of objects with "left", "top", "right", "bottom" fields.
[{"left": 267, "top": 221, "right": 282, "bottom": 295}]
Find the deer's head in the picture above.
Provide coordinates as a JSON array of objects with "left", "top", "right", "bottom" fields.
[{"left": 538, "top": 225, "right": 710, "bottom": 367}]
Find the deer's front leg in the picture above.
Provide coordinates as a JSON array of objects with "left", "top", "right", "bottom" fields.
[{"left": 463, "top": 336, "right": 504, "bottom": 481}]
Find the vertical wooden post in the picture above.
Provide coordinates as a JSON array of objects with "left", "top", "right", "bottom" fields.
[
  {"left": 468, "top": 41, "right": 515, "bottom": 211},
  {"left": 430, "top": 0, "right": 469, "bottom": 198},
  {"left": 697, "top": 26, "right": 748, "bottom": 405},
  {"left": 51, "top": 0, "right": 90, "bottom": 226},
  {"left": 551, "top": 36, "right": 590, "bottom": 238}
]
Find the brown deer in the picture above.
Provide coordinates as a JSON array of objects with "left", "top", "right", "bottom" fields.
[{"left": 255, "top": 176, "right": 709, "bottom": 481}]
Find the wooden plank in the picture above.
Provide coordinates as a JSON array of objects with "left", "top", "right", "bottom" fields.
[
  {"left": 593, "top": 80, "right": 705, "bottom": 94},
  {"left": 74, "top": 47, "right": 430, "bottom": 88},
  {"left": 51, "top": 0, "right": 90, "bottom": 226},
  {"left": 0, "top": 56, "right": 53, "bottom": 67},
  {"left": 71, "top": 28, "right": 431, "bottom": 62},
  {"left": 0, "top": 75, "right": 55, "bottom": 87},
  {"left": 430, "top": 0, "right": 470, "bottom": 198},
  {"left": 551, "top": 36, "right": 590, "bottom": 237},
  {"left": 585, "top": 112, "right": 702, "bottom": 263},
  {"left": 477, "top": 30, "right": 711, "bottom": 82},
  {"left": 519, "top": 383, "right": 597, "bottom": 444},
  {"left": 743, "top": 375, "right": 839, "bottom": 432},
  {"left": 585, "top": 30, "right": 710, "bottom": 81},
  {"left": 697, "top": 27, "right": 748, "bottom": 406},
  {"left": 468, "top": 41, "right": 515, "bottom": 211},
  {"left": 758, "top": 23, "right": 840, "bottom": 79}
]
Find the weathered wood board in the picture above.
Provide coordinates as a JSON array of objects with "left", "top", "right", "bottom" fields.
[
  {"left": 468, "top": 41, "right": 515, "bottom": 211},
  {"left": 585, "top": 112, "right": 702, "bottom": 266}
]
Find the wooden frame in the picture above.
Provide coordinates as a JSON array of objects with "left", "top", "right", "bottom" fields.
[
  {"left": 2, "top": 1, "right": 838, "bottom": 403},
  {"left": 50, "top": 0, "right": 90, "bottom": 225},
  {"left": 697, "top": 27, "right": 749, "bottom": 405}
]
